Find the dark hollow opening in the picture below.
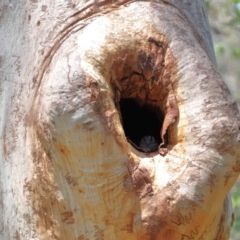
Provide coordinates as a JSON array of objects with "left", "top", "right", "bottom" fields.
[{"left": 119, "top": 98, "right": 164, "bottom": 153}]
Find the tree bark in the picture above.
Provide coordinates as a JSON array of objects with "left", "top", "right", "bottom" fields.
[{"left": 0, "top": 0, "right": 240, "bottom": 239}]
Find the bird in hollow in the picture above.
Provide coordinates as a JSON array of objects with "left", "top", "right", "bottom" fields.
[{"left": 139, "top": 135, "right": 158, "bottom": 152}]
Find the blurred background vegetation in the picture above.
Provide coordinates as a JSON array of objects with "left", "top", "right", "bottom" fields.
[{"left": 205, "top": 0, "right": 240, "bottom": 239}]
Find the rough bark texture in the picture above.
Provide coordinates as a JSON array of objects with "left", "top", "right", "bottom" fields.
[{"left": 0, "top": 0, "right": 240, "bottom": 240}]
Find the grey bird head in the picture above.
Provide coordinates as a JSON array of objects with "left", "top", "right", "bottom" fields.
[{"left": 139, "top": 135, "right": 158, "bottom": 152}]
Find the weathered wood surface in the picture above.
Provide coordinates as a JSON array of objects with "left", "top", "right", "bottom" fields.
[{"left": 0, "top": 0, "right": 240, "bottom": 239}]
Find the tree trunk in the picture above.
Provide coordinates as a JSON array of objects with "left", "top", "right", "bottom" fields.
[{"left": 0, "top": 0, "right": 240, "bottom": 239}]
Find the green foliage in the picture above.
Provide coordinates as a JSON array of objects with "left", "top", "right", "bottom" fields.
[
  {"left": 228, "top": 3, "right": 240, "bottom": 26},
  {"left": 206, "top": 0, "right": 240, "bottom": 27},
  {"left": 230, "top": 0, "right": 240, "bottom": 4},
  {"left": 232, "top": 186, "right": 240, "bottom": 209},
  {"left": 205, "top": 0, "right": 211, "bottom": 10},
  {"left": 206, "top": 1, "right": 240, "bottom": 239},
  {"left": 232, "top": 48, "right": 240, "bottom": 58},
  {"left": 230, "top": 185, "right": 240, "bottom": 239},
  {"left": 214, "top": 44, "right": 225, "bottom": 56}
]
